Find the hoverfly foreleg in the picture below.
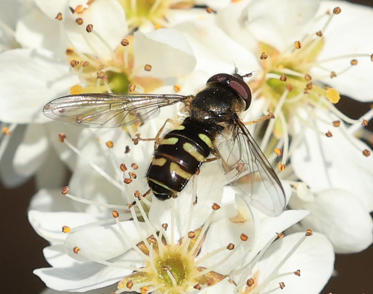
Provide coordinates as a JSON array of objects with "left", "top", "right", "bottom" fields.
[{"left": 243, "top": 112, "right": 275, "bottom": 125}]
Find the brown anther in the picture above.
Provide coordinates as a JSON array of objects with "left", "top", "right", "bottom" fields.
[
  {"left": 140, "top": 286, "right": 148, "bottom": 294},
  {"left": 304, "top": 73, "right": 312, "bottom": 81},
  {"left": 125, "top": 146, "right": 130, "bottom": 153},
  {"left": 286, "top": 84, "right": 293, "bottom": 92},
  {"left": 121, "top": 38, "right": 129, "bottom": 46},
  {"left": 370, "top": 54, "right": 373, "bottom": 62},
  {"left": 154, "top": 24, "right": 164, "bottom": 29},
  {"left": 111, "top": 210, "right": 119, "bottom": 218},
  {"left": 325, "top": 131, "right": 333, "bottom": 137},
  {"left": 305, "top": 229, "right": 313, "bottom": 236},
  {"left": 350, "top": 59, "right": 358, "bottom": 66},
  {"left": 227, "top": 243, "right": 235, "bottom": 250},
  {"left": 212, "top": 203, "right": 221, "bottom": 210},
  {"left": 74, "top": 4, "right": 84, "bottom": 14},
  {"left": 193, "top": 284, "right": 202, "bottom": 290},
  {"left": 66, "top": 48, "right": 74, "bottom": 55},
  {"left": 131, "top": 163, "right": 139, "bottom": 170},
  {"left": 70, "top": 60, "right": 79, "bottom": 67},
  {"left": 246, "top": 278, "right": 254, "bottom": 287},
  {"left": 144, "top": 64, "right": 152, "bottom": 71},
  {"left": 316, "top": 30, "right": 323, "bottom": 37},
  {"left": 55, "top": 12, "right": 63, "bottom": 21},
  {"left": 294, "top": 40, "right": 302, "bottom": 49},
  {"left": 277, "top": 232, "right": 285, "bottom": 239},
  {"left": 333, "top": 7, "right": 341, "bottom": 14},
  {"left": 73, "top": 246, "right": 80, "bottom": 254},
  {"left": 86, "top": 24, "right": 93, "bottom": 32},
  {"left": 75, "top": 17, "right": 84, "bottom": 25},
  {"left": 61, "top": 186, "right": 70, "bottom": 195},
  {"left": 274, "top": 148, "right": 282, "bottom": 156},
  {"left": 205, "top": 7, "right": 215, "bottom": 13},
  {"left": 128, "top": 83, "right": 136, "bottom": 92},
  {"left": 260, "top": 52, "right": 268, "bottom": 60},
  {"left": 173, "top": 84, "right": 181, "bottom": 92},
  {"left": 129, "top": 172, "right": 137, "bottom": 179},
  {"left": 69, "top": 6, "right": 75, "bottom": 13},
  {"left": 195, "top": 169, "right": 200, "bottom": 175},
  {"left": 62, "top": 226, "right": 71, "bottom": 233},
  {"left": 188, "top": 231, "right": 196, "bottom": 239},
  {"left": 279, "top": 281, "right": 285, "bottom": 289},
  {"left": 306, "top": 82, "right": 313, "bottom": 90},
  {"left": 134, "top": 190, "right": 141, "bottom": 199},
  {"left": 362, "top": 149, "right": 371, "bottom": 157},
  {"left": 240, "top": 233, "right": 248, "bottom": 241},
  {"left": 126, "top": 280, "right": 133, "bottom": 289},
  {"left": 294, "top": 269, "right": 301, "bottom": 276},
  {"left": 330, "top": 71, "right": 337, "bottom": 78},
  {"left": 105, "top": 140, "right": 114, "bottom": 148},
  {"left": 82, "top": 61, "right": 89, "bottom": 67},
  {"left": 132, "top": 137, "right": 139, "bottom": 145},
  {"left": 333, "top": 120, "right": 341, "bottom": 127},
  {"left": 120, "top": 163, "right": 127, "bottom": 172},
  {"left": 124, "top": 178, "right": 132, "bottom": 184},
  {"left": 162, "top": 223, "right": 168, "bottom": 231},
  {"left": 97, "top": 71, "right": 106, "bottom": 79},
  {"left": 280, "top": 74, "right": 287, "bottom": 82},
  {"left": 148, "top": 236, "right": 157, "bottom": 244},
  {"left": 362, "top": 120, "right": 368, "bottom": 127},
  {"left": 2, "top": 126, "right": 10, "bottom": 135},
  {"left": 277, "top": 163, "right": 286, "bottom": 171}
]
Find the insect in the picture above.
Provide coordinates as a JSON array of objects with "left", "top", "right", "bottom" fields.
[{"left": 44, "top": 73, "right": 286, "bottom": 216}]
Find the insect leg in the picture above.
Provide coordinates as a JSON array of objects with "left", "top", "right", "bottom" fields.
[{"left": 243, "top": 112, "right": 275, "bottom": 125}]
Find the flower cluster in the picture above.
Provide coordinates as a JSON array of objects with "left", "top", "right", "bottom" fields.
[{"left": 0, "top": 0, "right": 372, "bottom": 293}]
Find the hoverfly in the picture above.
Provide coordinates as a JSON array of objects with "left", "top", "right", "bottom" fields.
[{"left": 44, "top": 73, "right": 286, "bottom": 216}]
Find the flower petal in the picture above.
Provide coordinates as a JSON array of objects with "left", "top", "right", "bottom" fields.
[{"left": 0, "top": 48, "right": 78, "bottom": 123}]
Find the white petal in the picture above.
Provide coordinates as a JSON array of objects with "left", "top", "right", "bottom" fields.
[
  {"left": 34, "top": 0, "right": 70, "bottom": 19},
  {"left": 200, "top": 278, "right": 237, "bottom": 294},
  {"left": 43, "top": 245, "right": 77, "bottom": 267},
  {"left": 255, "top": 232, "right": 334, "bottom": 294},
  {"left": 315, "top": 1, "right": 373, "bottom": 101},
  {"left": 0, "top": 48, "right": 78, "bottom": 123},
  {"left": 290, "top": 188, "right": 373, "bottom": 253},
  {"left": 29, "top": 188, "right": 75, "bottom": 212},
  {"left": 291, "top": 111, "right": 373, "bottom": 211},
  {"left": 133, "top": 29, "right": 196, "bottom": 80},
  {"left": 63, "top": 0, "right": 127, "bottom": 60},
  {"left": 40, "top": 285, "right": 116, "bottom": 294}
]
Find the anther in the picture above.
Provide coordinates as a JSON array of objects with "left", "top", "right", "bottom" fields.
[
  {"left": 55, "top": 12, "right": 63, "bottom": 21},
  {"left": 333, "top": 7, "right": 341, "bottom": 14},
  {"left": 154, "top": 24, "right": 164, "bottom": 29},
  {"left": 173, "top": 85, "right": 181, "bottom": 92},
  {"left": 188, "top": 231, "right": 196, "bottom": 239},
  {"left": 58, "top": 133, "right": 66, "bottom": 143},
  {"left": 74, "top": 5, "right": 84, "bottom": 14},
  {"left": 205, "top": 7, "right": 216, "bottom": 14},
  {"left": 112, "top": 210, "right": 119, "bottom": 218},
  {"left": 86, "top": 24, "right": 93, "bottom": 32},
  {"left": 277, "top": 163, "right": 286, "bottom": 171},
  {"left": 129, "top": 172, "right": 137, "bottom": 179},
  {"left": 120, "top": 163, "right": 127, "bottom": 172},
  {"left": 240, "top": 233, "right": 249, "bottom": 241},
  {"left": 326, "top": 88, "right": 340, "bottom": 103},
  {"left": 125, "top": 146, "right": 130, "bottom": 153},
  {"left": 2, "top": 126, "right": 10, "bottom": 135},
  {"left": 162, "top": 223, "right": 168, "bottom": 231},
  {"left": 276, "top": 232, "right": 285, "bottom": 239},
  {"left": 140, "top": 286, "right": 148, "bottom": 294},
  {"left": 62, "top": 226, "right": 71, "bottom": 233},
  {"left": 70, "top": 60, "right": 79, "bottom": 67},
  {"left": 279, "top": 281, "right": 285, "bottom": 289},
  {"left": 82, "top": 61, "right": 89, "bottom": 67},
  {"left": 350, "top": 59, "right": 358, "bottom": 66},
  {"left": 330, "top": 71, "right": 337, "bottom": 78},
  {"left": 227, "top": 243, "right": 235, "bottom": 250},
  {"left": 73, "top": 246, "right": 80, "bottom": 254},
  {"left": 294, "top": 41, "right": 302, "bottom": 49},
  {"left": 333, "top": 120, "right": 341, "bottom": 127},
  {"left": 128, "top": 83, "right": 136, "bottom": 92},
  {"left": 294, "top": 269, "right": 301, "bottom": 276},
  {"left": 370, "top": 54, "right": 373, "bottom": 62},
  {"left": 304, "top": 74, "right": 312, "bottom": 81},
  {"left": 97, "top": 71, "right": 106, "bottom": 79},
  {"left": 126, "top": 280, "right": 133, "bottom": 289},
  {"left": 306, "top": 82, "right": 313, "bottom": 90},
  {"left": 66, "top": 48, "right": 74, "bottom": 55},
  {"left": 193, "top": 284, "right": 202, "bottom": 290},
  {"left": 212, "top": 203, "right": 221, "bottom": 210},
  {"left": 280, "top": 74, "right": 287, "bottom": 82},
  {"left": 124, "top": 178, "right": 132, "bottom": 184},
  {"left": 128, "top": 201, "right": 136, "bottom": 208},
  {"left": 61, "top": 186, "right": 70, "bottom": 195},
  {"left": 75, "top": 18, "right": 84, "bottom": 25},
  {"left": 305, "top": 229, "right": 313, "bottom": 236},
  {"left": 131, "top": 163, "right": 139, "bottom": 170},
  {"left": 325, "top": 131, "right": 333, "bottom": 137},
  {"left": 134, "top": 190, "right": 141, "bottom": 199},
  {"left": 260, "top": 52, "right": 268, "bottom": 60},
  {"left": 247, "top": 278, "right": 254, "bottom": 287},
  {"left": 316, "top": 30, "right": 323, "bottom": 37},
  {"left": 362, "top": 149, "right": 371, "bottom": 157},
  {"left": 106, "top": 140, "right": 114, "bottom": 148},
  {"left": 121, "top": 39, "right": 129, "bottom": 46},
  {"left": 362, "top": 120, "right": 368, "bottom": 127},
  {"left": 274, "top": 148, "right": 282, "bottom": 156},
  {"left": 144, "top": 64, "right": 152, "bottom": 71}
]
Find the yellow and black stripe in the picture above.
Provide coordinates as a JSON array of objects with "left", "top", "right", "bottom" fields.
[{"left": 147, "top": 118, "right": 218, "bottom": 200}]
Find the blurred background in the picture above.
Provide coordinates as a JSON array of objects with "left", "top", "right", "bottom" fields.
[{"left": 0, "top": 0, "right": 372, "bottom": 293}]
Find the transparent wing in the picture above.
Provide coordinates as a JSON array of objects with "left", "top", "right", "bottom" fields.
[
  {"left": 43, "top": 93, "right": 190, "bottom": 128},
  {"left": 216, "top": 114, "right": 286, "bottom": 216}
]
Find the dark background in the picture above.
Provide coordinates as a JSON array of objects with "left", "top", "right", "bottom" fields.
[{"left": 1, "top": 0, "right": 372, "bottom": 293}]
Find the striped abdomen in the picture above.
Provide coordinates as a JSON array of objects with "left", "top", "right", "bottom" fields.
[{"left": 146, "top": 118, "right": 215, "bottom": 200}]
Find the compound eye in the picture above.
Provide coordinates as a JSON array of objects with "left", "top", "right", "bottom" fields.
[{"left": 228, "top": 78, "right": 251, "bottom": 110}]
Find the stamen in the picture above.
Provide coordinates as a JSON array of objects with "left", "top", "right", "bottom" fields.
[{"left": 62, "top": 191, "right": 129, "bottom": 210}]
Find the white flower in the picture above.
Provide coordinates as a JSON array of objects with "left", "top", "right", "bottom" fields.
[{"left": 207, "top": 0, "right": 373, "bottom": 253}]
